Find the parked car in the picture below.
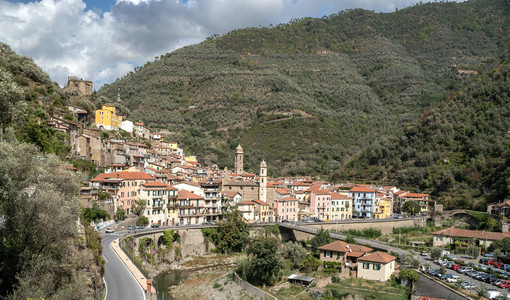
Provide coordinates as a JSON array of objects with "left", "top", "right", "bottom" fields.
[
  {"left": 465, "top": 270, "right": 479, "bottom": 277},
  {"left": 492, "top": 279, "right": 505, "bottom": 287},
  {"left": 485, "top": 252, "right": 495, "bottom": 258},
  {"left": 486, "top": 290, "right": 504, "bottom": 300},
  {"left": 460, "top": 281, "right": 478, "bottom": 290},
  {"left": 488, "top": 260, "right": 497, "bottom": 265},
  {"left": 452, "top": 264, "right": 462, "bottom": 270},
  {"left": 420, "top": 251, "right": 428, "bottom": 256},
  {"left": 446, "top": 275, "right": 461, "bottom": 283},
  {"left": 105, "top": 227, "right": 114, "bottom": 233},
  {"left": 480, "top": 258, "right": 490, "bottom": 264},
  {"left": 151, "top": 224, "right": 161, "bottom": 228},
  {"left": 441, "top": 274, "right": 453, "bottom": 281},
  {"left": 428, "top": 268, "right": 439, "bottom": 276},
  {"left": 497, "top": 280, "right": 510, "bottom": 288},
  {"left": 477, "top": 273, "right": 490, "bottom": 281},
  {"left": 486, "top": 275, "right": 499, "bottom": 284},
  {"left": 128, "top": 225, "right": 135, "bottom": 230},
  {"left": 478, "top": 264, "right": 488, "bottom": 271}
]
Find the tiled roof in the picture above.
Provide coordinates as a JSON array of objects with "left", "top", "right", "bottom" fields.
[
  {"left": 252, "top": 199, "right": 269, "bottom": 206},
  {"left": 331, "top": 192, "right": 350, "bottom": 200},
  {"left": 350, "top": 187, "right": 375, "bottom": 193},
  {"left": 276, "top": 188, "right": 292, "bottom": 194},
  {"left": 278, "top": 197, "right": 298, "bottom": 202},
  {"left": 358, "top": 251, "right": 396, "bottom": 264},
  {"left": 318, "top": 240, "right": 372, "bottom": 253},
  {"left": 177, "top": 190, "right": 203, "bottom": 200},
  {"left": 431, "top": 227, "right": 510, "bottom": 241},
  {"left": 406, "top": 193, "right": 429, "bottom": 198},
  {"left": 498, "top": 200, "right": 510, "bottom": 208},
  {"left": 90, "top": 171, "right": 154, "bottom": 182},
  {"left": 238, "top": 200, "right": 254, "bottom": 205},
  {"left": 222, "top": 191, "right": 240, "bottom": 199}
]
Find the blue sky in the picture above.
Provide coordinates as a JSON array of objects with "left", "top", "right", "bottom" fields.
[{"left": 0, "top": 0, "right": 466, "bottom": 88}]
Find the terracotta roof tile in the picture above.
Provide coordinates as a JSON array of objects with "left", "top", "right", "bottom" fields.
[
  {"left": 350, "top": 187, "right": 375, "bottom": 193},
  {"left": 177, "top": 190, "right": 203, "bottom": 200},
  {"left": 358, "top": 251, "right": 396, "bottom": 264},
  {"left": 432, "top": 227, "right": 510, "bottom": 241}
]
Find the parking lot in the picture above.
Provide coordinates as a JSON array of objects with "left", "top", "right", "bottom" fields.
[{"left": 420, "top": 252, "right": 510, "bottom": 299}]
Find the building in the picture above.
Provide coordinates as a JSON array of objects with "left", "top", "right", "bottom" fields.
[
  {"left": 432, "top": 227, "right": 510, "bottom": 248},
  {"left": 234, "top": 144, "right": 244, "bottom": 174},
  {"left": 403, "top": 193, "right": 430, "bottom": 212},
  {"left": 200, "top": 180, "right": 223, "bottom": 223},
  {"left": 237, "top": 200, "right": 256, "bottom": 222},
  {"left": 253, "top": 199, "right": 273, "bottom": 223},
  {"left": 274, "top": 197, "right": 298, "bottom": 222},
  {"left": 310, "top": 189, "right": 331, "bottom": 221},
  {"left": 357, "top": 251, "right": 397, "bottom": 282},
  {"left": 120, "top": 120, "right": 134, "bottom": 134},
  {"left": 377, "top": 196, "right": 392, "bottom": 219},
  {"left": 318, "top": 240, "right": 373, "bottom": 265},
  {"left": 67, "top": 75, "right": 93, "bottom": 96},
  {"left": 330, "top": 192, "right": 352, "bottom": 220},
  {"left": 259, "top": 160, "right": 267, "bottom": 203},
  {"left": 95, "top": 104, "right": 122, "bottom": 131},
  {"left": 141, "top": 182, "right": 178, "bottom": 226},
  {"left": 177, "top": 190, "right": 204, "bottom": 225},
  {"left": 134, "top": 122, "right": 151, "bottom": 139},
  {"left": 350, "top": 187, "right": 376, "bottom": 218}
]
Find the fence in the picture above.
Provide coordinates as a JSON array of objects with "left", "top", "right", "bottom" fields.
[{"left": 233, "top": 272, "right": 277, "bottom": 300}]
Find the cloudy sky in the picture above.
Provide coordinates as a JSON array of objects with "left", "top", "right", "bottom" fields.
[{"left": 0, "top": 0, "right": 463, "bottom": 89}]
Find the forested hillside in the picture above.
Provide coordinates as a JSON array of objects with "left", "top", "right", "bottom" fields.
[
  {"left": 347, "top": 49, "right": 510, "bottom": 209},
  {"left": 97, "top": 0, "right": 510, "bottom": 203}
]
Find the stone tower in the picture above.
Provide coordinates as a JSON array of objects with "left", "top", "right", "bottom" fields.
[
  {"left": 259, "top": 160, "right": 267, "bottom": 203},
  {"left": 234, "top": 144, "right": 244, "bottom": 174}
]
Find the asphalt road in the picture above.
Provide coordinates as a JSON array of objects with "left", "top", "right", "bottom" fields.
[
  {"left": 414, "top": 273, "right": 466, "bottom": 300},
  {"left": 101, "top": 233, "right": 146, "bottom": 300}
]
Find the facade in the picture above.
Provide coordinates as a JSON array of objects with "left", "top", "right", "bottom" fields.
[
  {"left": 95, "top": 104, "right": 122, "bottom": 131},
  {"left": 318, "top": 241, "right": 373, "bottom": 265},
  {"left": 253, "top": 199, "right": 273, "bottom": 223},
  {"left": 357, "top": 252, "right": 397, "bottom": 282},
  {"left": 200, "top": 180, "right": 223, "bottom": 223},
  {"left": 177, "top": 190, "right": 204, "bottom": 225},
  {"left": 237, "top": 200, "right": 256, "bottom": 222},
  {"left": 404, "top": 193, "right": 430, "bottom": 212},
  {"left": 330, "top": 192, "right": 352, "bottom": 220},
  {"left": 120, "top": 120, "right": 134, "bottom": 134},
  {"left": 274, "top": 197, "right": 298, "bottom": 221},
  {"left": 259, "top": 160, "right": 267, "bottom": 203},
  {"left": 432, "top": 227, "right": 510, "bottom": 248},
  {"left": 350, "top": 187, "right": 376, "bottom": 218},
  {"left": 310, "top": 190, "right": 331, "bottom": 221},
  {"left": 134, "top": 122, "right": 151, "bottom": 139},
  {"left": 141, "top": 182, "right": 178, "bottom": 226},
  {"left": 377, "top": 197, "right": 392, "bottom": 219}
]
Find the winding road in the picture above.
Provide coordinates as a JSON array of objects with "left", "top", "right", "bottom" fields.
[{"left": 101, "top": 233, "right": 146, "bottom": 300}]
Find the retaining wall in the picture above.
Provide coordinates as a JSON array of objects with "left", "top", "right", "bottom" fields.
[{"left": 233, "top": 272, "right": 277, "bottom": 300}]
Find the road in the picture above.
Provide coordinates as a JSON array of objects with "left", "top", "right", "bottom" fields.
[{"left": 101, "top": 233, "right": 145, "bottom": 300}]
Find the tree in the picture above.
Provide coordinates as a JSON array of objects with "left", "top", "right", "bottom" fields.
[
  {"left": 281, "top": 241, "right": 307, "bottom": 267},
  {"left": 136, "top": 216, "right": 149, "bottom": 226},
  {"left": 346, "top": 234, "right": 356, "bottom": 244},
  {"left": 131, "top": 199, "right": 147, "bottom": 216},
  {"left": 82, "top": 202, "right": 108, "bottom": 223},
  {"left": 399, "top": 269, "right": 419, "bottom": 287},
  {"left": 430, "top": 247, "right": 442, "bottom": 261},
  {"left": 439, "top": 266, "right": 446, "bottom": 275},
  {"left": 163, "top": 230, "right": 175, "bottom": 248},
  {"left": 114, "top": 209, "right": 126, "bottom": 221},
  {"left": 489, "top": 237, "right": 510, "bottom": 253},
  {"left": 0, "top": 140, "right": 88, "bottom": 298},
  {"left": 309, "top": 228, "right": 333, "bottom": 257},
  {"left": 216, "top": 208, "right": 248, "bottom": 253},
  {"left": 301, "top": 254, "right": 322, "bottom": 273},
  {"left": 243, "top": 236, "right": 282, "bottom": 286},
  {"left": 467, "top": 245, "right": 480, "bottom": 259},
  {"left": 485, "top": 217, "right": 499, "bottom": 232},
  {"left": 402, "top": 201, "right": 421, "bottom": 215}
]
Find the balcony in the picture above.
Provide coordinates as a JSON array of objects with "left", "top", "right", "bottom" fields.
[
  {"left": 179, "top": 211, "right": 203, "bottom": 217},
  {"left": 152, "top": 202, "right": 163, "bottom": 209}
]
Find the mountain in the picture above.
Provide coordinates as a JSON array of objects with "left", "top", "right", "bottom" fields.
[{"left": 97, "top": 0, "right": 510, "bottom": 184}]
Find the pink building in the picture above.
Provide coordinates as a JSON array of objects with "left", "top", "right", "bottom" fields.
[
  {"left": 310, "top": 189, "right": 331, "bottom": 220},
  {"left": 274, "top": 197, "right": 298, "bottom": 222}
]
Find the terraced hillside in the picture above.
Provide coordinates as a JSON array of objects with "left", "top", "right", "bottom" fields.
[{"left": 97, "top": 0, "right": 510, "bottom": 178}]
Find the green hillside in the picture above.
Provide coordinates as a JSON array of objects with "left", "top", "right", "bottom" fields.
[
  {"left": 97, "top": 0, "right": 510, "bottom": 182},
  {"left": 346, "top": 48, "right": 510, "bottom": 209}
]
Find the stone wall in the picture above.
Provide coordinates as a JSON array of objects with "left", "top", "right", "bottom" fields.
[{"left": 305, "top": 218, "right": 417, "bottom": 235}]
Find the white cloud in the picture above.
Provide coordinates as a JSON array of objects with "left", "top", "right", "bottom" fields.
[{"left": 0, "top": 0, "right": 466, "bottom": 89}]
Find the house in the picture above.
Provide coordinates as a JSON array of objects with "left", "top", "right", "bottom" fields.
[
  {"left": 310, "top": 189, "right": 331, "bottom": 221},
  {"left": 357, "top": 251, "right": 397, "bottom": 282},
  {"left": 237, "top": 200, "right": 256, "bottom": 222},
  {"left": 274, "top": 197, "right": 298, "bottom": 222},
  {"left": 318, "top": 240, "right": 373, "bottom": 266},
  {"left": 403, "top": 193, "right": 430, "bottom": 212},
  {"left": 252, "top": 199, "right": 273, "bottom": 223},
  {"left": 222, "top": 191, "right": 242, "bottom": 207},
  {"left": 377, "top": 197, "right": 392, "bottom": 219},
  {"left": 200, "top": 180, "right": 223, "bottom": 223},
  {"left": 172, "top": 181, "right": 204, "bottom": 197},
  {"left": 95, "top": 104, "right": 122, "bottom": 131},
  {"left": 140, "top": 182, "right": 178, "bottom": 226},
  {"left": 330, "top": 192, "right": 352, "bottom": 220},
  {"left": 134, "top": 122, "right": 150, "bottom": 139},
  {"left": 432, "top": 227, "right": 510, "bottom": 248},
  {"left": 177, "top": 190, "right": 204, "bottom": 225},
  {"left": 350, "top": 187, "right": 376, "bottom": 218}
]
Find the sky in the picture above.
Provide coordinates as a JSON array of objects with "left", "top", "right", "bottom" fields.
[{"left": 0, "top": 0, "right": 465, "bottom": 89}]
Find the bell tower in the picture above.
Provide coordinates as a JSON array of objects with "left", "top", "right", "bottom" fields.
[
  {"left": 234, "top": 144, "right": 244, "bottom": 174},
  {"left": 259, "top": 160, "right": 267, "bottom": 203}
]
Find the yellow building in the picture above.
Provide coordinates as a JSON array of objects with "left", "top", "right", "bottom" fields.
[
  {"left": 330, "top": 192, "right": 352, "bottom": 220},
  {"left": 253, "top": 199, "right": 273, "bottom": 223},
  {"left": 95, "top": 104, "right": 122, "bottom": 131},
  {"left": 377, "top": 197, "right": 392, "bottom": 219}
]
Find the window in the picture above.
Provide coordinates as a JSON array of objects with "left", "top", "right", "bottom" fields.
[
  {"left": 121, "top": 192, "right": 124, "bottom": 197},
  {"left": 363, "top": 263, "right": 370, "bottom": 269},
  {"left": 373, "top": 264, "right": 381, "bottom": 270}
]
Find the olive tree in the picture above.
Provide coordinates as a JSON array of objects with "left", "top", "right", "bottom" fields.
[{"left": 0, "top": 140, "right": 86, "bottom": 298}]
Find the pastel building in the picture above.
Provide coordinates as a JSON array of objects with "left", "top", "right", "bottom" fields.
[
  {"left": 274, "top": 197, "right": 298, "bottom": 222},
  {"left": 95, "top": 104, "right": 122, "bottom": 131},
  {"left": 330, "top": 192, "right": 352, "bottom": 220},
  {"left": 350, "top": 187, "right": 376, "bottom": 218},
  {"left": 357, "top": 252, "right": 397, "bottom": 282},
  {"left": 310, "top": 189, "right": 331, "bottom": 220},
  {"left": 177, "top": 190, "right": 204, "bottom": 225},
  {"left": 141, "top": 182, "right": 178, "bottom": 226}
]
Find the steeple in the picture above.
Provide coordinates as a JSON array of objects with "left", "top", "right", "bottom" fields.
[
  {"left": 259, "top": 160, "right": 267, "bottom": 203},
  {"left": 234, "top": 144, "right": 244, "bottom": 174}
]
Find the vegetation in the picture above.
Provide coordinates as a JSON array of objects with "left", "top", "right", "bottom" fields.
[
  {"left": 96, "top": 0, "right": 510, "bottom": 208},
  {"left": 82, "top": 202, "right": 109, "bottom": 223},
  {"left": 430, "top": 247, "right": 442, "bottom": 261},
  {"left": 163, "top": 229, "right": 175, "bottom": 248},
  {"left": 342, "top": 228, "right": 382, "bottom": 239},
  {"left": 489, "top": 237, "right": 510, "bottom": 253},
  {"left": 237, "top": 236, "right": 282, "bottom": 286},
  {"left": 402, "top": 201, "right": 421, "bottom": 215},
  {"left": 201, "top": 209, "right": 248, "bottom": 253},
  {"left": 0, "top": 139, "right": 101, "bottom": 298},
  {"left": 136, "top": 216, "right": 149, "bottom": 226},
  {"left": 309, "top": 228, "right": 333, "bottom": 257}
]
